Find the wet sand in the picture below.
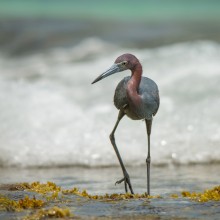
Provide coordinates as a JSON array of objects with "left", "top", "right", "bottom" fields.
[{"left": 0, "top": 165, "right": 219, "bottom": 219}]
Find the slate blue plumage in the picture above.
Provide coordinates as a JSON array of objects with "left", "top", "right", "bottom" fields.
[{"left": 114, "top": 76, "right": 159, "bottom": 120}]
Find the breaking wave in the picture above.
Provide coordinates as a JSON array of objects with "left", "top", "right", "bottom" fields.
[{"left": 0, "top": 38, "right": 220, "bottom": 167}]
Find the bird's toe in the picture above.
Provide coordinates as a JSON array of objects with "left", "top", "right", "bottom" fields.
[{"left": 115, "top": 177, "right": 125, "bottom": 185}]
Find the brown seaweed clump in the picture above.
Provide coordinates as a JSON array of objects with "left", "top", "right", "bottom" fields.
[
  {"left": 0, "top": 189, "right": 71, "bottom": 219},
  {"left": 18, "top": 181, "right": 62, "bottom": 200},
  {"left": 170, "top": 194, "right": 179, "bottom": 199},
  {"left": 62, "top": 187, "right": 161, "bottom": 200},
  {"left": 3, "top": 182, "right": 161, "bottom": 201},
  {"left": 21, "top": 181, "right": 61, "bottom": 195},
  {"left": 182, "top": 185, "right": 220, "bottom": 202},
  {"left": 23, "top": 206, "right": 71, "bottom": 220},
  {"left": 0, "top": 194, "right": 44, "bottom": 211}
]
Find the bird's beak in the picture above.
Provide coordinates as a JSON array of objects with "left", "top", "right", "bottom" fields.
[{"left": 92, "top": 64, "right": 120, "bottom": 84}]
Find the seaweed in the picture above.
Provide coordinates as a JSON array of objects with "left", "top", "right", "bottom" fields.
[
  {"left": 1, "top": 181, "right": 219, "bottom": 220},
  {"left": 23, "top": 206, "right": 71, "bottom": 220},
  {"left": 21, "top": 182, "right": 61, "bottom": 195},
  {"left": 62, "top": 187, "right": 161, "bottom": 200},
  {"left": 170, "top": 194, "right": 179, "bottom": 199},
  {"left": 19, "top": 181, "right": 62, "bottom": 201},
  {"left": 0, "top": 194, "right": 44, "bottom": 211},
  {"left": 181, "top": 185, "right": 220, "bottom": 202}
]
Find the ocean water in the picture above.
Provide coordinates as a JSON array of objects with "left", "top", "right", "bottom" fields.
[
  {"left": 0, "top": 38, "right": 220, "bottom": 168},
  {"left": 0, "top": 0, "right": 220, "bottom": 21}
]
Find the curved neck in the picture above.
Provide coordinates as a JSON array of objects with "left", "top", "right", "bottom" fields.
[
  {"left": 126, "top": 62, "right": 142, "bottom": 109},
  {"left": 127, "top": 62, "right": 142, "bottom": 93}
]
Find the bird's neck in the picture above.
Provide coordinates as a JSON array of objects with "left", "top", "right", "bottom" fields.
[
  {"left": 126, "top": 63, "right": 142, "bottom": 105},
  {"left": 127, "top": 63, "right": 142, "bottom": 93}
]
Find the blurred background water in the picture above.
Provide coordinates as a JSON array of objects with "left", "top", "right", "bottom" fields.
[{"left": 0, "top": 0, "right": 220, "bottom": 168}]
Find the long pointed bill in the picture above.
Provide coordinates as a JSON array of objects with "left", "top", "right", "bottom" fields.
[{"left": 92, "top": 64, "right": 120, "bottom": 84}]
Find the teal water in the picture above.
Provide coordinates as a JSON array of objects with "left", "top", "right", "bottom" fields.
[
  {"left": 0, "top": 0, "right": 220, "bottom": 22},
  {"left": 0, "top": 0, "right": 220, "bottom": 55}
]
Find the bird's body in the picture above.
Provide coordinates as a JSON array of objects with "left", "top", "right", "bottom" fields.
[
  {"left": 92, "top": 53, "right": 159, "bottom": 195},
  {"left": 114, "top": 76, "right": 159, "bottom": 120}
]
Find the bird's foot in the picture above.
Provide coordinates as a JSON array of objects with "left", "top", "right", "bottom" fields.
[{"left": 115, "top": 172, "right": 134, "bottom": 194}]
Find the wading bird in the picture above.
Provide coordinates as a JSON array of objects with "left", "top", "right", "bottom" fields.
[{"left": 92, "top": 54, "right": 159, "bottom": 195}]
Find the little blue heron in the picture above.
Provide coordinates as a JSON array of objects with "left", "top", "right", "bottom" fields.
[{"left": 92, "top": 54, "right": 159, "bottom": 195}]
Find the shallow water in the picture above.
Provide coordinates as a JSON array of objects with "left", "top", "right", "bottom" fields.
[
  {"left": 0, "top": 165, "right": 219, "bottom": 219},
  {"left": 0, "top": 165, "right": 219, "bottom": 195},
  {"left": 0, "top": 0, "right": 220, "bottom": 169}
]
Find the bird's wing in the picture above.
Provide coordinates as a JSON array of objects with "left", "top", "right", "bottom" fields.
[
  {"left": 114, "top": 76, "right": 159, "bottom": 120},
  {"left": 139, "top": 77, "right": 160, "bottom": 119},
  {"left": 114, "top": 76, "right": 130, "bottom": 110}
]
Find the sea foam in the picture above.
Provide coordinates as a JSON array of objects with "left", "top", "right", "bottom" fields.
[{"left": 0, "top": 39, "right": 220, "bottom": 167}]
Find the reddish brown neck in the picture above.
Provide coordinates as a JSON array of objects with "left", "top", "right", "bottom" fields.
[
  {"left": 127, "top": 62, "right": 142, "bottom": 93},
  {"left": 126, "top": 62, "right": 142, "bottom": 108}
]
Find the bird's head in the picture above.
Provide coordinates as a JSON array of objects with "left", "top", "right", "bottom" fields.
[{"left": 92, "top": 53, "right": 140, "bottom": 84}]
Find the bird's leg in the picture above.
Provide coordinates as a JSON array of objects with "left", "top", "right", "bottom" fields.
[
  {"left": 145, "top": 119, "right": 152, "bottom": 195},
  {"left": 109, "top": 110, "right": 134, "bottom": 194}
]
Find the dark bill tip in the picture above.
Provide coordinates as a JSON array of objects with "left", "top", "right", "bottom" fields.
[
  {"left": 91, "top": 77, "right": 100, "bottom": 84},
  {"left": 91, "top": 64, "right": 120, "bottom": 85}
]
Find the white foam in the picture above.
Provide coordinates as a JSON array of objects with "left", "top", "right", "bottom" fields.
[{"left": 0, "top": 39, "right": 220, "bottom": 167}]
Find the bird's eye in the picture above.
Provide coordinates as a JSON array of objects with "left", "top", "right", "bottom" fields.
[{"left": 122, "top": 61, "right": 127, "bottom": 65}]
